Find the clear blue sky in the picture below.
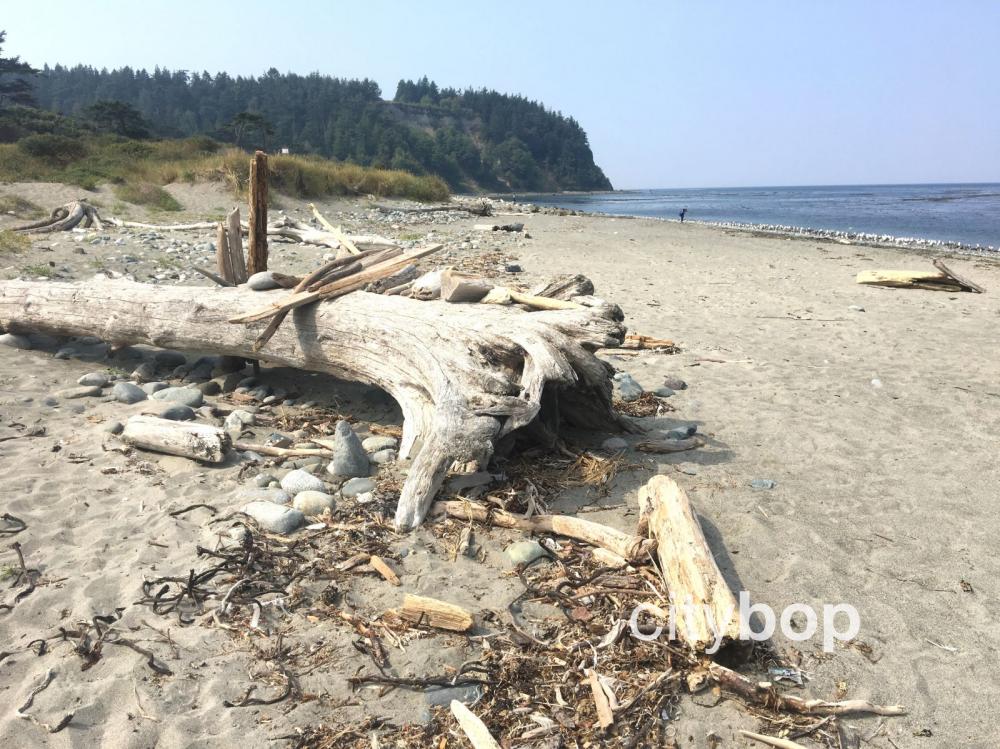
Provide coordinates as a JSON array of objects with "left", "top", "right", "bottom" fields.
[{"left": 4, "top": 1, "right": 998, "bottom": 189}]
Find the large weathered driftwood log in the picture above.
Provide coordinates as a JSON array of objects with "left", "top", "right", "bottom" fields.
[
  {"left": 0, "top": 279, "right": 630, "bottom": 530},
  {"left": 638, "top": 475, "right": 740, "bottom": 651}
]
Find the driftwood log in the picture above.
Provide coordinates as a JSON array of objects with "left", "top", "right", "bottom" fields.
[
  {"left": 121, "top": 416, "right": 231, "bottom": 463},
  {"left": 0, "top": 279, "right": 630, "bottom": 530},
  {"left": 14, "top": 200, "right": 106, "bottom": 233}
]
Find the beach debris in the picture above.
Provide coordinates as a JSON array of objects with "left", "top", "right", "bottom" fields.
[
  {"left": 620, "top": 333, "right": 678, "bottom": 351},
  {"left": 399, "top": 593, "right": 474, "bottom": 632},
  {"left": 120, "top": 415, "right": 231, "bottom": 462},
  {"left": 638, "top": 475, "right": 741, "bottom": 651},
  {"left": 450, "top": 700, "right": 501, "bottom": 749},
  {"left": 740, "top": 731, "right": 809, "bottom": 749},
  {"left": 369, "top": 555, "right": 400, "bottom": 586},
  {"left": 856, "top": 259, "right": 984, "bottom": 293},
  {"left": 15, "top": 669, "right": 73, "bottom": 734},
  {"left": 635, "top": 436, "right": 702, "bottom": 453},
  {"left": 586, "top": 668, "right": 616, "bottom": 730}
]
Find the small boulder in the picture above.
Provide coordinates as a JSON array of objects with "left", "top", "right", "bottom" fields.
[
  {"left": 196, "top": 380, "right": 222, "bottom": 396},
  {"left": 111, "top": 381, "right": 147, "bottom": 404},
  {"left": 652, "top": 386, "right": 675, "bottom": 398},
  {"left": 247, "top": 271, "right": 282, "bottom": 291},
  {"left": 292, "top": 490, "right": 336, "bottom": 515},
  {"left": 241, "top": 501, "right": 304, "bottom": 534},
  {"left": 341, "top": 477, "right": 376, "bottom": 498},
  {"left": 159, "top": 405, "right": 196, "bottom": 421},
  {"left": 663, "top": 376, "right": 687, "bottom": 391},
  {"left": 77, "top": 372, "right": 110, "bottom": 388},
  {"left": 130, "top": 362, "right": 157, "bottom": 383},
  {"left": 224, "top": 409, "right": 256, "bottom": 430},
  {"left": 612, "top": 372, "right": 644, "bottom": 402},
  {"left": 280, "top": 469, "right": 327, "bottom": 495},
  {"left": 326, "top": 420, "right": 369, "bottom": 478},
  {"left": 506, "top": 540, "right": 548, "bottom": 566},
  {"left": 151, "top": 387, "right": 204, "bottom": 408}
]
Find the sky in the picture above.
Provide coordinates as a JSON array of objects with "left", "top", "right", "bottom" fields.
[{"left": 4, "top": 1, "right": 999, "bottom": 189}]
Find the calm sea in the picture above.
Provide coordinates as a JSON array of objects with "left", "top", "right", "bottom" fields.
[{"left": 528, "top": 184, "right": 999, "bottom": 250}]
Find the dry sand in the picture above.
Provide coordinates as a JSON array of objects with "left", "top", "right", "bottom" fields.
[{"left": 0, "top": 182, "right": 998, "bottom": 747}]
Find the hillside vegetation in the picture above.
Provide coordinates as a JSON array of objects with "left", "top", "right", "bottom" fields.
[{"left": 27, "top": 67, "right": 611, "bottom": 192}]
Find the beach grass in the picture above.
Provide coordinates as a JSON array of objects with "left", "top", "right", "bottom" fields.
[{"left": 0, "top": 229, "right": 30, "bottom": 254}]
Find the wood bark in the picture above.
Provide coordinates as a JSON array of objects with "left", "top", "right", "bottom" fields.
[
  {"left": 0, "top": 279, "right": 629, "bottom": 530},
  {"left": 121, "top": 416, "right": 231, "bottom": 463},
  {"left": 637, "top": 475, "right": 739, "bottom": 651},
  {"left": 15, "top": 201, "right": 105, "bottom": 233},
  {"left": 247, "top": 151, "right": 268, "bottom": 274},
  {"left": 400, "top": 594, "right": 473, "bottom": 631},
  {"left": 439, "top": 500, "right": 653, "bottom": 563},
  {"left": 225, "top": 207, "right": 248, "bottom": 283}
]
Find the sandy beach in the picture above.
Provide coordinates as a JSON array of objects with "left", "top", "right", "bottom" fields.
[{"left": 1, "top": 183, "right": 998, "bottom": 748}]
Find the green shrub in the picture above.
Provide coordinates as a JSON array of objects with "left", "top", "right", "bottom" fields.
[
  {"left": 113, "top": 182, "right": 182, "bottom": 211},
  {"left": 17, "top": 134, "right": 87, "bottom": 166}
]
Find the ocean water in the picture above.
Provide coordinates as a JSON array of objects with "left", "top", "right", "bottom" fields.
[{"left": 528, "top": 184, "right": 1000, "bottom": 250}]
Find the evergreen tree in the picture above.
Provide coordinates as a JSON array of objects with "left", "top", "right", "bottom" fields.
[{"left": 0, "top": 31, "right": 37, "bottom": 107}]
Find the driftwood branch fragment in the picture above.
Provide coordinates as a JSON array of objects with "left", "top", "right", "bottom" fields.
[
  {"left": 856, "top": 260, "right": 984, "bottom": 293},
  {"left": 450, "top": 700, "right": 501, "bottom": 749},
  {"left": 369, "top": 555, "right": 401, "bottom": 586},
  {"left": 740, "top": 731, "right": 809, "bottom": 749},
  {"left": 635, "top": 437, "right": 702, "bottom": 454},
  {"left": 638, "top": 475, "right": 739, "bottom": 651},
  {"left": 400, "top": 594, "right": 473, "bottom": 631},
  {"left": 439, "top": 500, "right": 653, "bottom": 563},
  {"left": 121, "top": 416, "right": 231, "bottom": 463},
  {"left": 14, "top": 200, "right": 105, "bottom": 233},
  {"left": 586, "top": 668, "right": 615, "bottom": 729}
]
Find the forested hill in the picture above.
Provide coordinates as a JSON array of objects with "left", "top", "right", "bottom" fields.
[{"left": 28, "top": 67, "right": 612, "bottom": 192}]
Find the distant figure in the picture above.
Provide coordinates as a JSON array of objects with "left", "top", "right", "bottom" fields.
[{"left": 679, "top": 207, "right": 688, "bottom": 222}]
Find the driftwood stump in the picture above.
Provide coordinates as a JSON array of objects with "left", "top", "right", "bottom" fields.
[{"left": 0, "top": 280, "right": 631, "bottom": 530}]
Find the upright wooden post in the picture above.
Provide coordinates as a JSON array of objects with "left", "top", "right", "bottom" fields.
[
  {"left": 226, "top": 207, "right": 248, "bottom": 283},
  {"left": 215, "top": 223, "right": 233, "bottom": 282},
  {"left": 247, "top": 151, "right": 268, "bottom": 274}
]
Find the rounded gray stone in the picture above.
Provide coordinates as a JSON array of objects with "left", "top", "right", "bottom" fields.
[
  {"left": 141, "top": 381, "right": 169, "bottom": 395},
  {"left": 77, "top": 372, "right": 110, "bottom": 387},
  {"left": 160, "top": 405, "right": 195, "bottom": 421},
  {"left": 370, "top": 448, "right": 397, "bottom": 465},
  {"left": 56, "top": 385, "right": 102, "bottom": 399},
  {"left": 341, "top": 477, "right": 376, "bottom": 498},
  {"left": 236, "top": 487, "right": 291, "bottom": 505},
  {"left": 506, "top": 540, "right": 548, "bottom": 565},
  {"left": 151, "top": 387, "right": 204, "bottom": 408},
  {"left": 326, "top": 420, "right": 370, "bottom": 478},
  {"left": 362, "top": 435, "right": 399, "bottom": 453},
  {"left": 154, "top": 350, "right": 187, "bottom": 368},
  {"left": 112, "top": 381, "right": 147, "bottom": 404},
  {"left": 103, "top": 420, "right": 124, "bottom": 435},
  {"left": 0, "top": 333, "right": 32, "bottom": 350},
  {"left": 280, "top": 469, "right": 327, "bottom": 496},
  {"left": 241, "top": 501, "right": 304, "bottom": 534},
  {"left": 612, "top": 372, "right": 644, "bottom": 402},
  {"left": 247, "top": 270, "right": 282, "bottom": 291},
  {"left": 292, "top": 490, "right": 336, "bottom": 515}
]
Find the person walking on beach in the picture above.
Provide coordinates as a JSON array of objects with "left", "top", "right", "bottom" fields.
[{"left": 679, "top": 207, "right": 687, "bottom": 222}]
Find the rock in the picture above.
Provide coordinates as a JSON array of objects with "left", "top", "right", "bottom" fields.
[
  {"left": 54, "top": 346, "right": 75, "bottom": 359},
  {"left": 652, "top": 386, "right": 675, "bottom": 398},
  {"left": 42, "top": 396, "right": 59, "bottom": 407},
  {"left": 151, "top": 387, "right": 204, "bottom": 408},
  {"left": 280, "top": 469, "right": 327, "bottom": 495},
  {"left": 362, "top": 435, "right": 398, "bottom": 453},
  {"left": 103, "top": 420, "right": 124, "bottom": 435},
  {"left": 77, "top": 372, "right": 110, "bottom": 387},
  {"left": 849, "top": 305, "right": 865, "bottom": 312},
  {"left": 506, "top": 540, "right": 548, "bottom": 565},
  {"left": 601, "top": 436, "right": 629, "bottom": 451},
  {"left": 355, "top": 491, "right": 375, "bottom": 504},
  {"left": 160, "top": 405, "right": 196, "bottom": 421},
  {"left": 341, "top": 477, "right": 376, "bottom": 498},
  {"left": 131, "top": 362, "right": 157, "bottom": 383},
  {"left": 425, "top": 685, "right": 482, "bottom": 708},
  {"left": 326, "top": 420, "right": 369, "bottom": 478},
  {"left": 265, "top": 432, "right": 292, "bottom": 448},
  {"left": 504, "top": 263, "right": 523, "bottom": 273},
  {"left": 56, "top": 385, "right": 102, "bottom": 399},
  {"left": 663, "top": 376, "right": 687, "bottom": 391},
  {"left": 255, "top": 473, "right": 277, "bottom": 488},
  {"left": 247, "top": 271, "right": 282, "bottom": 291},
  {"left": 236, "top": 487, "right": 291, "bottom": 505},
  {"left": 370, "top": 448, "right": 397, "bottom": 465},
  {"left": 612, "top": 372, "right": 644, "bottom": 402},
  {"left": 154, "top": 350, "right": 187, "bottom": 368},
  {"left": 0, "top": 333, "right": 32, "bottom": 350},
  {"left": 141, "top": 381, "right": 169, "bottom": 395},
  {"left": 750, "top": 479, "right": 777, "bottom": 490},
  {"left": 678, "top": 465, "right": 698, "bottom": 476},
  {"left": 240, "top": 501, "right": 304, "bottom": 534},
  {"left": 196, "top": 380, "right": 222, "bottom": 396},
  {"left": 224, "top": 409, "right": 255, "bottom": 430},
  {"left": 292, "top": 490, "right": 336, "bottom": 515},
  {"left": 664, "top": 424, "right": 697, "bottom": 440},
  {"left": 215, "top": 372, "right": 244, "bottom": 393}
]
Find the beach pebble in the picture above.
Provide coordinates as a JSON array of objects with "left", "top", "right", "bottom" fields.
[
  {"left": 77, "top": 372, "right": 110, "bottom": 387},
  {"left": 141, "top": 381, "right": 169, "bottom": 395},
  {"left": 612, "top": 372, "right": 644, "bottom": 402},
  {"left": 42, "top": 396, "right": 59, "bottom": 407},
  {"left": 237, "top": 487, "right": 291, "bottom": 505},
  {"left": 227, "top": 525, "right": 251, "bottom": 546},
  {"left": 152, "top": 387, "right": 204, "bottom": 408},
  {"left": 131, "top": 362, "right": 157, "bottom": 382},
  {"left": 664, "top": 424, "right": 697, "bottom": 440},
  {"left": 849, "top": 305, "right": 865, "bottom": 312},
  {"left": 506, "top": 540, "right": 548, "bottom": 565},
  {"left": 154, "top": 350, "right": 187, "bottom": 368},
  {"left": 160, "top": 405, "right": 196, "bottom": 421},
  {"left": 326, "top": 420, "right": 370, "bottom": 478},
  {"left": 280, "top": 469, "right": 327, "bottom": 495},
  {"left": 292, "top": 490, "right": 336, "bottom": 515},
  {"left": 0, "top": 333, "right": 32, "bottom": 350},
  {"left": 215, "top": 372, "right": 244, "bottom": 393},
  {"left": 663, "top": 376, "right": 687, "bottom": 391},
  {"left": 652, "top": 386, "right": 675, "bottom": 398},
  {"left": 56, "top": 385, "right": 102, "bottom": 399},
  {"left": 750, "top": 478, "right": 777, "bottom": 490},
  {"left": 602, "top": 436, "right": 629, "bottom": 451},
  {"left": 362, "top": 435, "right": 398, "bottom": 453},
  {"left": 341, "top": 477, "right": 376, "bottom": 498},
  {"left": 103, "top": 420, "right": 124, "bottom": 435},
  {"left": 871, "top": 378, "right": 883, "bottom": 388},
  {"left": 678, "top": 465, "right": 698, "bottom": 476},
  {"left": 504, "top": 263, "right": 523, "bottom": 273},
  {"left": 109, "top": 376, "right": 137, "bottom": 402},
  {"left": 255, "top": 473, "right": 277, "bottom": 488},
  {"left": 241, "top": 501, "right": 304, "bottom": 534},
  {"left": 265, "top": 432, "right": 293, "bottom": 448},
  {"left": 369, "top": 448, "right": 396, "bottom": 465},
  {"left": 247, "top": 271, "right": 282, "bottom": 291},
  {"left": 425, "top": 685, "right": 482, "bottom": 708},
  {"left": 355, "top": 491, "right": 375, "bottom": 504},
  {"left": 196, "top": 380, "right": 222, "bottom": 396},
  {"left": 225, "top": 409, "right": 256, "bottom": 430}
]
